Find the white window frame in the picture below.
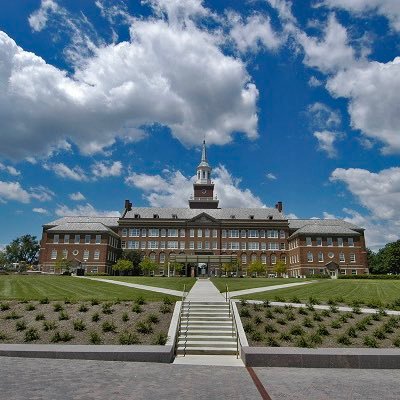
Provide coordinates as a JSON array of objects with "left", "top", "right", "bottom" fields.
[
  {"left": 306, "top": 237, "right": 312, "bottom": 246},
  {"left": 53, "top": 235, "right": 59, "bottom": 244},
  {"left": 95, "top": 235, "right": 101, "bottom": 244},
  {"left": 94, "top": 250, "right": 100, "bottom": 260}
]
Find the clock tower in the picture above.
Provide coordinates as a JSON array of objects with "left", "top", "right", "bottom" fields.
[{"left": 189, "top": 140, "right": 219, "bottom": 209}]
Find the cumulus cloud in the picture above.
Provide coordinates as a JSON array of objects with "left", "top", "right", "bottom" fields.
[
  {"left": 313, "top": 130, "right": 344, "bottom": 158},
  {"left": 228, "top": 13, "right": 282, "bottom": 53},
  {"left": 0, "top": 1, "right": 258, "bottom": 161},
  {"left": 91, "top": 160, "right": 122, "bottom": 178},
  {"left": 33, "top": 207, "right": 48, "bottom": 214},
  {"left": 43, "top": 163, "right": 88, "bottom": 181},
  {"left": 322, "top": 0, "right": 400, "bottom": 32},
  {"left": 308, "top": 76, "right": 323, "bottom": 87},
  {"left": 69, "top": 192, "right": 86, "bottom": 201},
  {"left": 266, "top": 172, "right": 277, "bottom": 180},
  {"left": 125, "top": 165, "right": 265, "bottom": 208},
  {"left": 28, "top": 0, "right": 59, "bottom": 32},
  {"left": 308, "top": 102, "right": 341, "bottom": 128},
  {"left": 0, "top": 181, "right": 30, "bottom": 203},
  {"left": 29, "top": 186, "right": 55, "bottom": 202},
  {"left": 0, "top": 162, "right": 20, "bottom": 176},
  {"left": 55, "top": 203, "right": 120, "bottom": 217}
]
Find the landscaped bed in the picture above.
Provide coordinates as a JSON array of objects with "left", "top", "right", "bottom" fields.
[
  {"left": 211, "top": 277, "right": 307, "bottom": 292},
  {"left": 0, "top": 297, "right": 175, "bottom": 345},
  {"left": 238, "top": 301, "right": 400, "bottom": 349}
]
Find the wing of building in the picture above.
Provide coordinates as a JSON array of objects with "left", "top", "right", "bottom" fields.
[{"left": 39, "top": 141, "right": 368, "bottom": 277}]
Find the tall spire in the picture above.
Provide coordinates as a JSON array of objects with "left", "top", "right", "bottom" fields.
[{"left": 198, "top": 140, "right": 209, "bottom": 168}]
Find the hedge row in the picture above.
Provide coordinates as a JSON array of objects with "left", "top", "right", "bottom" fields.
[{"left": 338, "top": 275, "right": 400, "bottom": 280}]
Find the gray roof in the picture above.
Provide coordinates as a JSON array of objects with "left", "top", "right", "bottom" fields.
[
  {"left": 288, "top": 219, "right": 363, "bottom": 238},
  {"left": 45, "top": 216, "right": 120, "bottom": 228},
  {"left": 48, "top": 222, "right": 117, "bottom": 234},
  {"left": 123, "top": 207, "right": 285, "bottom": 220}
]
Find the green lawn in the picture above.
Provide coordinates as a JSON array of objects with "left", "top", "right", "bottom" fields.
[
  {"left": 211, "top": 278, "right": 308, "bottom": 293},
  {"left": 239, "top": 279, "right": 400, "bottom": 306},
  {"left": 0, "top": 275, "right": 179, "bottom": 301},
  {"left": 96, "top": 276, "right": 195, "bottom": 291}
]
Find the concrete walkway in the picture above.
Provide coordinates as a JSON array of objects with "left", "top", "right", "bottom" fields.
[
  {"left": 185, "top": 278, "right": 225, "bottom": 302},
  {"left": 76, "top": 276, "right": 183, "bottom": 297},
  {"left": 227, "top": 280, "right": 315, "bottom": 297}
]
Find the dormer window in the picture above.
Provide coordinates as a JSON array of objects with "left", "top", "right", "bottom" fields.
[
  {"left": 134, "top": 214, "right": 140, "bottom": 219},
  {"left": 268, "top": 215, "right": 273, "bottom": 220},
  {"left": 153, "top": 214, "right": 159, "bottom": 219},
  {"left": 172, "top": 214, "right": 178, "bottom": 219},
  {"left": 230, "top": 215, "right": 236, "bottom": 219},
  {"left": 249, "top": 215, "right": 254, "bottom": 220}
]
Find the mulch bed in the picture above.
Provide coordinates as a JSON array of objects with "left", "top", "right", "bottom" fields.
[
  {"left": 238, "top": 302, "right": 400, "bottom": 349},
  {"left": 0, "top": 299, "right": 174, "bottom": 345}
]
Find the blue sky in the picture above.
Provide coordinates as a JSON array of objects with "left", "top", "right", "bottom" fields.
[{"left": 0, "top": 0, "right": 399, "bottom": 251}]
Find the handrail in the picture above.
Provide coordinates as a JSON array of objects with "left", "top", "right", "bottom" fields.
[
  {"left": 226, "top": 284, "right": 240, "bottom": 359},
  {"left": 175, "top": 284, "right": 187, "bottom": 355},
  {"left": 183, "top": 301, "right": 190, "bottom": 357}
]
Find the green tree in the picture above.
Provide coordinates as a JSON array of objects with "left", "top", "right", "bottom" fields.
[
  {"left": 366, "top": 248, "right": 378, "bottom": 273},
  {"left": 121, "top": 250, "right": 143, "bottom": 275},
  {"left": 112, "top": 259, "right": 133, "bottom": 274},
  {"left": 139, "top": 257, "right": 158, "bottom": 276},
  {"left": 222, "top": 262, "right": 233, "bottom": 276},
  {"left": 274, "top": 260, "right": 287, "bottom": 277},
  {"left": 169, "top": 262, "right": 183, "bottom": 276},
  {"left": 5, "top": 235, "right": 40, "bottom": 265},
  {"left": 0, "top": 251, "right": 9, "bottom": 269},
  {"left": 375, "top": 240, "right": 400, "bottom": 275},
  {"left": 55, "top": 257, "right": 73, "bottom": 274},
  {"left": 248, "top": 260, "right": 266, "bottom": 277}
]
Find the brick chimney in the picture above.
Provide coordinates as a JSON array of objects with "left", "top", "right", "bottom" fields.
[
  {"left": 124, "top": 199, "right": 132, "bottom": 211},
  {"left": 275, "top": 201, "right": 283, "bottom": 213}
]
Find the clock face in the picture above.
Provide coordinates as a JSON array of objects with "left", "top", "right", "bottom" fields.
[{"left": 202, "top": 189, "right": 207, "bottom": 194}]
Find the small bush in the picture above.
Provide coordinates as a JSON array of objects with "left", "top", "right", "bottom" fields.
[
  {"left": 43, "top": 321, "right": 58, "bottom": 331},
  {"left": 296, "top": 336, "right": 313, "bottom": 348},
  {"left": 147, "top": 314, "right": 160, "bottom": 324},
  {"left": 373, "top": 328, "right": 386, "bottom": 340},
  {"left": 303, "top": 317, "right": 314, "bottom": 328},
  {"left": 317, "top": 324, "right": 330, "bottom": 336},
  {"left": 264, "top": 323, "right": 277, "bottom": 333},
  {"left": 240, "top": 308, "right": 251, "bottom": 318},
  {"left": 92, "top": 312, "right": 100, "bottom": 322},
  {"left": 132, "top": 304, "right": 143, "bottom": 314},
  {"left": 383, "top": 322, "right": 394, "bottom": 334},
  {"left": 335, "top": 296, "right": 344, "bottom": 303},
  {"left": 276, "top": 318, "right": 287, "bottom": 325},
  {"left": 51, "top": 331, "right": 74, "bottom": 343},
  {"left": 251, "top": 331, "right": 263, "bottom": 342},
  {"left": 265, "top": 309, "right": 275, "bottom": 319},
  {"left": 24, "top": 328, "right": 39, "bottom": 342},
  {"left": 253, "top": 303, "right": 262, "bottom": 312},
  {"left": 290, "top": 325, "right": 305, "bottom": 336},
  {"left": 73, "top": 319, "right": 86, "bottom": 331},
  {"left": 286, "top": 312, "right": 296, "bottom": 321},
  {"left": 25, "top": 303, "right": 36, "bottom": 311},
  {"left": 53, "top": 303, "right": 63, "bottom": 312},
  {"left": 0, "top": 302, "right": 10, "bottom": 311},
  {"left": 243, "top": 322, "right": 255, "bottom": 334},
  {"left": 279, "top": 332, "right": 292, "bottom": 342},
  {"left": 102, "top": 321, "right": 117, "bottom": 333},
  {"left": 329, "top": 305, "right": 339, "bottom": 313},
  {"left": 344, "top": 312, "right": 354, "bottom": 319},
  {"left": 119, "top": 331, "right": 141, "bottom": 345},
  {"left": 309, "top": 332, "right": 323, "bottom": 345},
  {"left": 91, "top": 299, "right": 100, "bottom": 306},
  {"left": 351, "top": 300, "right": 362, "bottom": 307},
  {"left": 254, "top": 316, "right": 263, "bottom": 326},
  {"left": 136, "top": 321, "right": 153, "bottom": 334},
  {"left": 274, "top": 296, "right": 286, "bottom": 303},
  {"left": 122, "top": 312, "right": 129, "bottom": 322},
  {"left": 321, "top": 309, "right": 331, "bottom": 317},
  {"left": 308, "top": 296, "right": 319, "bottom": 305},
  {"left": 35, "top": 313, "right": 45, "bottom": 321},
  {"left": 298, "top": 307, "right": 308, "bottom": 315},
  {"left": 290, "top": 296, "right": 301, "bottom": 304},
  {"left": 364, "top": 336, "right": 379, "bottom": 348},
  {"left": 352, "top": 306, "right": 361, "bottom": 315},
  {"left": 392, "top": 336, "right": 400, "bottom": 348},
  {"left": 163, "top": 297, "right": 173, "bottom": 306},
  {"left": 355, "top": 321, "right": 368, "bottom": 331},
  {"left": 273, "top": 307, "right": 284, "bottom": 314},
  {"left": 78, "top": 304, "right": 89, "bottom": 313},
  {"left": 160, "top": 304, "right": 172, "bottom": 314},
  {"left": 152, "top": 332, "right": 168, "bottom": 345},
  {"left": 337, "top": 334, "right": 351, "bottom": 345},
  {"left": 102, "top": 303, "right": 114, "bottom": 314},
  {"left": 372, "top": 312, "right": 381, "bottom": 321},
  {"left": 58, "top": 311, "right": 69, "bottom": 321},
  {"left": 5, "top": 311, "right": 22, "bottom": 320},
  {"left": 331, "top": 320, "right": 342, "bottom": 329},
  {"left": 89, "top": 331, "right": 102, "bottom": 345},
  {"left": 339, "top": 314, "right": 348, "bottom": 323},
  {"left": 347, "top": 327, "right": 358, "bottom": 338},
  {"left": 363, "top": 316, "right": 373, "bottom": 325},
  {"left": 327, "top": 298, "right": 336, "bottom": 306},
  {"left": 306, "top": 303, "right": 315, "bottom": 311},
  {"left": 135, "top": 296, "right": 146, "bottom": 305},
  {"left": 16, "top": 320, "right": 27, "bottom": 331},
  {"left": 378, "top": 308, "right": 387, "bottom": 316},
  {"left": 313, "top": 312, "right": 323, "bottom": 322},
  {"left": 265, "top": 335, "right": 280, "bottom": 347},
  {"left": 0, "top": 331, "right": 7, "bottom": 341},
  {"left": 39, "top": 297, "right": 49, "bottom": 304},
  {"left": 263, "top": 300, "right": 270, "bottom": 308}
]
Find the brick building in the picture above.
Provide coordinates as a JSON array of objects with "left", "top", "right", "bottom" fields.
[{"left": 39, "top": 141, "right": 368, "bottom": 277}]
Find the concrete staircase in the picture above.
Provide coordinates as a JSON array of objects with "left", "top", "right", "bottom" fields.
[{"left": 176, "top": 301, "right": 238, "bottom": 355}]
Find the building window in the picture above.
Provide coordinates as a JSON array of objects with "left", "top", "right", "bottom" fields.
[
  {"left": 167, "top": 229, "right": 178, "bottom": 237},
  {"left": 141, "top": 241, "right": 146, "bottom": 249},
  {"left": 222, "top": 242, "right": 227, "bottom": 250},
  {"left": 267, "top": 230, "right": 278, "bottom": 238},
  {"left": 74, "top": 235, "right": 80, "bottom": 244},
  {"left": 307, "top": 252, "right": 313, "bottom": 262},
  {"left": 197, "top": 229, "right": 202, "bottom": 238},
  {"left": 268, "top": 242, "right": 279, "bottom": 250},
  {"left": 261, "top": 242, "right": 266, "bottom": 251},
  {"left": 261, "top": 254, "right": 267, "bottom": 264},
  {"left": 212, "top": 241, "right": 218, "bottom": 250},
  {"left": 85, "top": 235, "right": 91, "bottom": 244},
  {"left": 306, "top": 237, "right": 312, "bottom": 246},
  {"left": 167, "top": 241, "right": 178, "bottom": 249},
  {"left": 260, "top": 230, "right": 265, "bottom": 239},
  {"left": 160, "top": 241, "right": 166, "bottom": 249},
  {"left": 251, "top": 254, "right": 257, "bottom": 262},
  {"left": 121, "top": 241, "right": 126, "bottom": 249},
  {"left": 148, "top": 241, "right": 158, "bottom": 249},
  {"left": 241, "top": 230, "right": 246, "bottom": 238},
  {"left": 122, "top": 229, "right": 127, "bottom": 237},
  {"left": 64, "top": 235, "right": 69, "bottom": 244},
  {"left": 190, "top": 229, "right": 195, "bottom": 237},
  {"left": 281, "top": 255, "right": 287, "bottom": 264},
  {"left": 352, "top": 269, "right": 357, "bottom": 275},
  {"left": 328, "top": 252, "right": 334, "bottom": 259},
  {"left": 94, "top": 250, "right": 100, "bottom": 260},
  {"left": 212, "top": 229, "right": 218, "bottom": 238},
  {"left": 141, "top": 229, "right": 147, "bottom": 237},
  {"left": 205, "top": 229, "right": 210, "bottom": 238},
  {"left": 327, "top": 237, "right": 333, "bottom": 246},
  {"left": 129, "top": 228, "right": 140, "bottom": 237},
  {"left": 222, "top": 230, "right": 227, "bottom": 238},
  {"left": 228, "top": 242, "right": 240, "bottom": 250},
  {"left": 316, "top": 237, "right": 322, "bottom": 246},
  {"left": 128, "top": 241, "right": 139, "bottom": 250},
  {"left": 318, "top": 252, "right": 324, "bottom": 262},
  {"left": 189, "top": 241, "right": 195, "bottom": 250},
  {"left": 83, "top": 250, "right": 89, "bottom": 260},
  {"left": 339, "top": 253, "right": 345, "bottom": 262},
  {"left": 62, "top": 249, "right": 68, "bottom": 259},
  {"left": 205, "top": 241, "right": 210, "bottom": 250},
  {"left": 228, "top": 230, "right": 239, "bottom": 238},
  {"left": 241, "top": 242, "right": 246, "bottom": 250},
  {"left": 350, "top": 253, "right": 356, "bottom": 263},
  {"left": 180, "top": 241, "right": 185, "bottom": 250},
  {"left": 150, "top": 253, "right": 156, "bottom": 262},
  {"left": 149, "top": 229, "right": 159, "bottom": 237},
  {"left": 271, "top": 254, "right": 276, "bottom": 264},
  {"left": 338, "top": 237, "right": 343, "bottom": 247},
  {"left": 91, "top": 267, "right": 98, "bottom": 273},
  {"left": 197, "top": 242, "right": 202, "bottom": 250},
  {"left": 248, "top": 242, "right": 259, "bottom": 250},
  {"left": 161, "top": 229, "right": 166, "bottom": 237},
  {"left": 280, "top": 230, "right": 286, "bottom": 239},
  {"left": 280, "top": 242, "right": 286, "bottom": 250},
  {"left": 241, "top": 254, "right": 247, "bottom": 265},
  {"left": 180, "top": 229, "right": 186, "bottom": 238},
  {"left": 248, "top": 230, "right": 259, "bottom": 238},
  {"left": 159, "top": 253, "right": 165, "bottom": 264},
  {"left": 53, "top": 235, "right": 59, "bottom": 244},
  {"left": 95, "top": 235, "right": 101, "bottom": 244},
  {"left": 348, "top": 237, "right": 354, "bottom": 247}
]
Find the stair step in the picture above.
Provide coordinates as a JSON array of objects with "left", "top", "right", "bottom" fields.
[
  {"left": 177, "top": 340, "right": 237, "bottom": 347},
  {"left": 178, "top": 335, "right": 236, "bottom": 341},
  {"left": 177, "top": 347, "right": 237, "bottom": 355},
  {"left": 182, "top": 330, "right": 234, "bottom": 335},
  {"left": 181, "top": 321, "right": 232, "bottom": 326},
  {"left": 181, "top": 317, "right": 232, "bottom": 322}
]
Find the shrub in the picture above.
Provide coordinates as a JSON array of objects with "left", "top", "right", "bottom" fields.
[
  {"left": 147, "top": 314, "right": 160, "bottom": 324},
  {"left": 240, "top": 308, "right": 251, "bottom": 318},
  {"left": 243, "top": 322, "right": 255, "bottom": 334},
  {"left": 240, "top": 299, "right": 248, "bottom": 306},
  {"left": 339, "top": 314, "right": 348, "bottom": 323},
  {"left": 264, "top": 323, "right": 277, "bottom": 333},
  {"left": 327, "top": 298, "right": 336, "bottom": 306},
  {"left": 16, "top": 320, "right": 27, "bottom": 331},
  {"left": 39, "top": 297, "right": 49, "bottom": 304},
  {"left": 308, "top": 296, "right": 319, "bottom": 305},
  {"left": 303, "top": 317, "right": 314, "bottom": 328},
  {"left": 79, "top": 304, "right": 89, "bottom": 313},
  {"left": 313, "top": 312, "right": 323, "bottom": 322},
  {"left": 35, "top": 313, "right": 45, "bottom": 321},
  {"left": 152, "top": 332, "right": 168, "bottom": 345},
  {"left": 337, "top": 334, "right": 351, "bottom": 345},
  {"left": 136, "top": 321, "right": 153, "bottom": 334},
  {"left": 89, "top": 331, "right": 102, "bottom": 345},
  {"left": 392, "top": 336, "right": 400, "bottom": 348},
  {"left": 347, "top": 327, "right": 358, "bottom": 338},
  {"left": 321, "top": 309, "right": 331, "bottom": 317},
  {"left": 163, "top": 297, "right": 173, "bottom": 305},
  {"left": 92, "top": 312, "right": 100, "bottom": 322},
  {"left": 306, "top": 303, "right": 315, "bottom": 311},
  {"left": 119, "top": 331, "right": 141, "bottom": 345},
  {"left": 135, "top": 296, "right": 146, "bottom": 305},
  {"left": 383, "top": 322, "right": 394, "bottom": 334},
  {"left": 290, "top": 296, "right": 301, "bottom": 304},
  {"left": 331, "top": 320, "right": 342, "bottom": 329},
  {"left": 335, "top": 296, "right": 344, "bottom": 303},
  {"left": 273, "top": 307, "right": 284, "bottom": 314},
  {"left": 263, "top": 300, "right": 270, "bottom": 308},
  {"left": 286, "top": 312, "right": 296, "bottom": 321},
  {"left": 316, "top": 324, "right": 330, "bottom": 336},
  {"left": 24, "top": 328, "right": 39, "bottom": 342},
  {"left": 309, "top": 332, "right": 323, "bottom": 345},
  {"left": 51, "top": 331, "right": 74, "bottom": 343},
  {"left": 378, "top": 308, "right": 387, "bottom": 316},
  {"left": 91, "top": 299, "right": 100, "bottom": 306},
  {"left": 265, "top": 336, "right": 280, "bottom": 347},
  {"left": 160, "top": 304, "right": 172, "bottom": 314},
  {"left": 363, "top": 316, "right": 373, "bottom": 325},
  {"left": 102, "top": 321, "right": 117, "bottom": 333},
  {"left": 298, "top": 307, "right": 308, "bottom": 315},
  {"left": 59, "top": 311, "right": 69, "bottom": 321},
  {"left": 387, "top": 316, "right": 399, "bottom": 328},
  {"left": 276, "top": 318, "right": 287, "bottom": 325},
  {"left": 265, "top": 309, "right": 275, "bottom": 319},
  {"left": 102, "top": 303, "right": 114, "bottom": 314},
  {"left": 373, "top": 328, "right": 386, "bottom": 340},
  {"left": 251, "top": 331, "right": 263, "bottom": 342},
  {"left": 25, "top": 303, "right": 36, "bottom": 311},
  {"left": 372, "top": 312, "right": 381, "bottom": 321},
  {"left": 290, "top": 325, "right": 304, "bottom": 336},
  {"left": 254, "top": 316, "right": 263, "bottom": 326},
  {"left": 344, "top": 312, "right": 354, "bottom": 319},
  {"left": 132, "top": 304, "right": 143, "bottom": 314},
  {"left": 364, "top": 336, "right": 379, "bottom": 348},
  {"left": 355, "top": 320, "right": 368, "bottom": 331},
  {"left": 351, "top": 300, "right": 362, "bottom": 307},
  {"left": 352, "top": 306, "right": 362, "bottom": 315},
  {"left": 296, "top": 336, "right": 313, "bottom": 348},
  {"left": 5, "top": 311, "right": 22, "bottom": 320},
  {"left": 43, "top": 321, "right": 58, "bottom": 331},
  {"left": 53, "top": 303, "right": 63, "bottom": 312},
  {"left": 0, "top": 302, "right": 10, "bottom": 311},
  {"left": 279, "top": 332, "right": 292, "bottom": 342},
  {"left": 366, "top": 300, "right": 382, "bottom": 309},
  {"left": 253, "top": 303, "right": 262, "bottom": 312},
  {"left": 329, "top": 305, "right": 339, "bottom": 313},
  {"left": 0, "top": 331, "right": 7, "bottom": 341},
  {"left": 122, "top": 312, "right": 129, "bottom": 322},
  {"left": 73, "top": 319, "right": 86, "bottom": 331}
]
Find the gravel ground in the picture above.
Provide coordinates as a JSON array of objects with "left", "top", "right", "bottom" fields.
[
  {"left": 0, "top": 300, "right": 173, "bottom": 345},
  {"left": 238, "top": 302, "right": 400, "bottom": 348}
]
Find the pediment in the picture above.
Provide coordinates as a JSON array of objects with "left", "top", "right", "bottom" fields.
[
  {"left": 325, "top": 261, "right": 339, "bottom": 271},
  {"left": 189, "top": 212, "right": 217, "bottom": 224}
]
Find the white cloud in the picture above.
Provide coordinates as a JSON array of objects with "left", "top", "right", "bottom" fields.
[
  {"left": 28, "top": 0, "right": 59, "bottom": 32},
  {"left": 69, "top": 192, "right": 86, "bottom": 201},
  {"left": 308, "top": 102, "right": 341, "bottom": 128},
  {"left": 266, "top": 172, "right": 277, "bottom": 180},
  {"left": 313, "top": 130, "right": 343, "bottom": 158},
  {"left": 0, "top": 162, "right": 21, "bottom": 176},
  {"left": 33, "top": 207, "right": 48, "bottom": 214},
  {"left": 1, "top": 2, "right": 258, "bottom": 161},
  {"left": 43, "top": 163, "right": 88, "bottom": 181},
  {"left": 308, "top": 76, "right": 323, "bottom": 87},
  {"left": 322, "top": 0, "right": 400, "bottom": 32},
  {"left": 286, "top": 213, "right": 299, "bottom": 219},
  {"left": 55, "top": 203, "right": 120, "bottom": 217},
  {"left": 125, "top": 165, "right": 265, "bottom": 208},
  {"left": 29, "top": 186, "right": 55, "bottom": 202},
  {"left": 229, "top": 13, "right": 282, "bottom": 53},
  {"left": 0, "top": 181, "right": 30, "bottom": 203},
  {"left": 91, "top": 160, "right": 122, "bottom": 178},
  {"left": 323, "top": 211, "right": 337, "bottom": 219}
]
